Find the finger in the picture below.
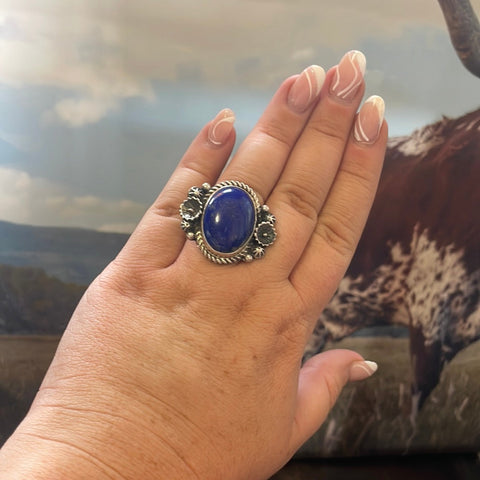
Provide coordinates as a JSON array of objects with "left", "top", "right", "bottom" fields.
[
  {"left": 291, "top": 96, "right": 388, "bottom": 308},
  {"left": 116, "top": 109, "right": 236, "bottom": 270},
  {"left": 218, "top": 65, "right": 326, "bottom": 201},
  {"left": 266, "top": 51, "right": 367, "bottom": 273},
  {"left": 288, "top": 349, "right": 378, "bottom": 452}
]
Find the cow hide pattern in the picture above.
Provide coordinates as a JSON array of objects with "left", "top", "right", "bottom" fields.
[{"left": 305, "top": 107, "right": 480, "bottom": 410}]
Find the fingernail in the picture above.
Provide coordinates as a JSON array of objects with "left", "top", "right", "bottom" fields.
[
  {"left": 208, "top": 108, "right": 235, "bottom": 146},
  {"left": 330, "top": 50, "right": 366, "bottom": 101},
  {"left": 349, "top": 360, "right": 378, "bottom": 382},
  {"left": 353, "top": 95, "right": 385, "bottom": 144},
  {"left": 288, "top": 65, "right": 326, "bottom": 113}
]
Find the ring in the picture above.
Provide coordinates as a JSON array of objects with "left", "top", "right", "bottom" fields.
[{"left": 180, "top": 180, "right": 277, "bottom": 264}]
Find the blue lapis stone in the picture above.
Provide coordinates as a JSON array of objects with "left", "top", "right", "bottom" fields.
[{"left": 202, "top": 186, "right": 256, "bottom": 254}]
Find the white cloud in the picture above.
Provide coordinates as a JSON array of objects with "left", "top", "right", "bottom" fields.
[
  {"left": 1, "top": 0, "right": 479, "bottom": 128},
  {"left": 0, "top": 7, "right": 154, "bottom": 126},
  {"left": 290, "top": 47, "right": 316, "bottom": 63},
  {"left": 0, "top": 166, "right": 146, "bottom": 232},
  {"left": 0, "top": 127, "right": 35, "bottom": 151},
  {"left": 43, "top": 96, "right": 118, "bottom": 127},
  {"left": 0, "top": 0, "right": 465, "bottom": 93}
]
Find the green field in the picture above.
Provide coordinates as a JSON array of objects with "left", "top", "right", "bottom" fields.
[{"left": 1, "top": 335, "right": 480, "bottom": 454}]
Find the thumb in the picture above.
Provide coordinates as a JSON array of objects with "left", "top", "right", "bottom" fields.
[{"left": 289, "top": 349, "right": 378, "bottom": 451}]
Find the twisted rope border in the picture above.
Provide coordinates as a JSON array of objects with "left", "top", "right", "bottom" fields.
[{"left": 181, "top": 180, "right": 275, "bottom": 264}]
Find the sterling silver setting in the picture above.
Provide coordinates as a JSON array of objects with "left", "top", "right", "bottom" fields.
[{"left": 180, "top": 180, "right": 277, "bottom": 264}]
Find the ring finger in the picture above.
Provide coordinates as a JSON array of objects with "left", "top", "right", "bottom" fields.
[{"left": 267, "top": 50, "right": 367, "bottom": 272}]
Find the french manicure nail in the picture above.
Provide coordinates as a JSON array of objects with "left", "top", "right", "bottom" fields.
[
  {"left": 330, "top": 50, "right": 366, "bottom": 101},
  {"left": 353, "top": 95, "right": 385, "bottom": 144},
  {"left": 208, "top": 108, "right": 235, "bottom": 146},
  {"left": 349, "top": 360, "right": 378, "bottom": 382},
  {"left": 288, "top": 65, "right": 326, "bottom": 113}
]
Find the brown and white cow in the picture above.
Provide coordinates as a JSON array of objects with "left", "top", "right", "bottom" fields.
[
  {"left": 305, "top": 0, "right": 480, "bottom": 412},
  {"left": 305, "top": 107, "right": 480, "bottom": 410}
]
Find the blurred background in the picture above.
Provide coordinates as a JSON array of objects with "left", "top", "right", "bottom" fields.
[{"left": 1, "top": 0, "right": 479, "bottom": 234}]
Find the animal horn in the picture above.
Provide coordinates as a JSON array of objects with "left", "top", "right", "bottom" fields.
[{"left": 438, "top": 0, "right": 480, "bottom": 77}]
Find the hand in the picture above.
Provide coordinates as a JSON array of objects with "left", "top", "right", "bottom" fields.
[{"left": 0, "top": 51, "right": 387, "bottom": 480}]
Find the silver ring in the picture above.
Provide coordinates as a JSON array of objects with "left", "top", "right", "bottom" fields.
[{"left": 180, "top": 180, "right": 277, "bottom": 264}]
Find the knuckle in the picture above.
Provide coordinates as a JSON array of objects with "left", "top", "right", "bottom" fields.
[
  {"left": 151, "top": 183, "right": 187, "bottom": 220},
  {"left": 89, "top": 261, "right": 141, "bottom": 300},
  {"left": 315, "top": 212, "right": 358, "bottom": 259},
  {"left": 274, "top": 310, "right": 310, "bottom": 351},
  {"left": 150, "top": 160, "right": 211, "bottom": 220},
  {"left": 255, "top": 121, "right": 294, "bottom": 153},
  {"left": 180, "top": 156, "right": 211, "bottom": 179},
  {"left": 151, "top": 199, "right": 180, "bottom": 220},
  {"left": 308, "top": 116, "right": 347, "bottom": 146},
  {"left": 341, "top": 163, "right": 377, "bottom": 191},
  {"left": 279, "top": 183, "right": 319, "bottom": 224},
  {"left": 89, "top": 260, "right": 179, "bottom": 314}
]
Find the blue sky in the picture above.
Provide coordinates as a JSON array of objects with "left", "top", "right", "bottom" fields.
[{"left": 0, "top": 0, "right": 479, "bottom": 232}]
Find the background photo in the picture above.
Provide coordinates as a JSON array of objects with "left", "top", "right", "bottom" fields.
[{"left": 1, "top": 0, "right": 479, "bottom": 457}]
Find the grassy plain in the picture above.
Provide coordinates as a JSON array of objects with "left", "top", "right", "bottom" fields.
[
  {"left": 2, "top": 335, "right": 479, "bottom": 455},
  {"left": 299, "top": 336, "right": 480, "bottom": 457},
  {"left": 0, "top": 335, "right": 59, "bottom": 443}
]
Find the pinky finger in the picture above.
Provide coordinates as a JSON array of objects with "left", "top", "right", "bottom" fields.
[{"left": 117, "top": 108, "right": 236, "bottom": 270}]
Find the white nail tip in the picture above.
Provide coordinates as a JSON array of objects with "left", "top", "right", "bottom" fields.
[
  {"left": 353, "top": 361, "right": 378, "bottom": 379},
  {"left": 366, "top": 95, "right": 385, "bottom": 119},
  {"left": 351, "top": 50, "right": 367, "bottom": 76},
  {"left": 209, "top": 109, "right": 235, "bottom": 145},
  {"left": 302, "top": 65, "right": 325, "bottom": 106},
  {"left": 333, "top": 50, "right": 366, "bottom": 99},
  {"left": 354, "top": 95, "right": 385, "bottom": 143},
  {"left": 363, "top": 360, "right": 378, "bottom": 374},
  {"left": 349, "top": 360, "right": 378, "bottom": 381},
  {"left": 308, "top": 65, "right": 326, "bottom": 97}
]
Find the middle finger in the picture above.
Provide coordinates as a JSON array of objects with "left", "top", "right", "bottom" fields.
[
  {"left": 267, "top": 50, "right": 367, "bottom": 272},
  {"left": 218, "top": 64, "right": 326, "bottom": 201}
]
